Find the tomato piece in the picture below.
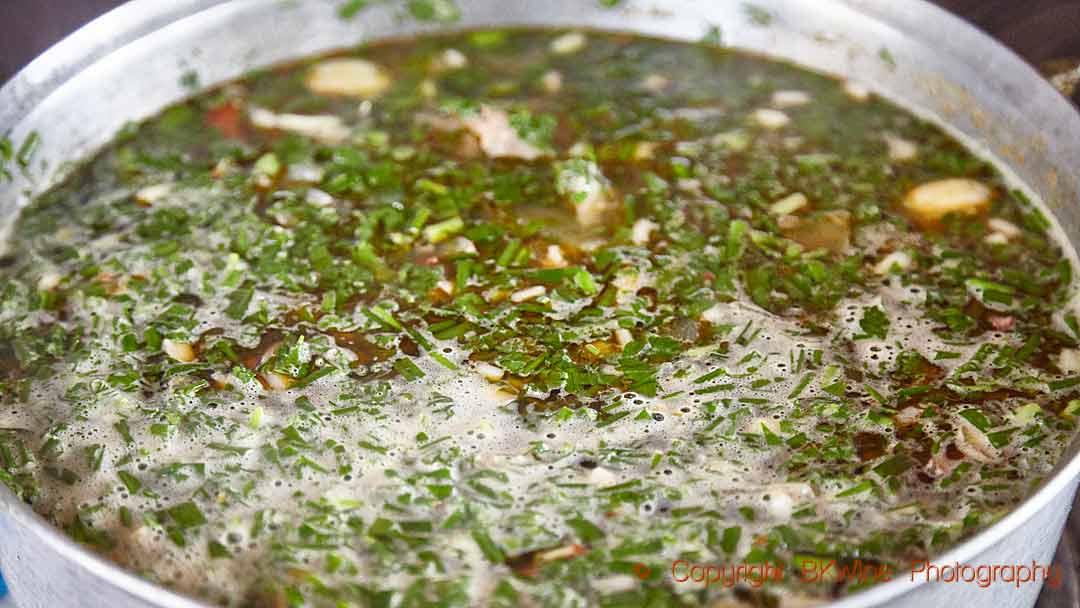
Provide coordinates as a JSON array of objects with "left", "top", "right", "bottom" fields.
[{"left": 205, "top": 101, "right": 243, "bottom": 139}]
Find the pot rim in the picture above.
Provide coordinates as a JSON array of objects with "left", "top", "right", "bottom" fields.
[{"left": 2, "top": 2, "right": 1079, "bottom": 607}]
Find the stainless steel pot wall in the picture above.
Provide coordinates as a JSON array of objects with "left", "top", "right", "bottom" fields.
[{"left": 2, "top": 1, "right": 1080, "bottom": 606}]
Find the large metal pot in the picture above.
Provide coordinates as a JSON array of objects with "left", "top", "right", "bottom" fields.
[{"left": 2, "top": 1, "right": 1080, "bottom": 606}]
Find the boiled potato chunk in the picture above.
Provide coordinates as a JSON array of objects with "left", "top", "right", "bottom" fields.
[
  {"left": 903, "top": 178, "right": 991, "bottom": 226},
  {"left": 550, "top": 32, "right": 587, "bottom": 55},
  {"left": 163, "top": 339, "right": 196, "bottom": 363},
  {"left": 306, "top": 58, "right": 391, "bottom": 98},
  {"left": 751, "top": 108, "right": 790, "bottom": 130}
]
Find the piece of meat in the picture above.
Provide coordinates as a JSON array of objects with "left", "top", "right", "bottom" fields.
[{"left": 461, "top": 105, "right": 546, "bottom": 160}]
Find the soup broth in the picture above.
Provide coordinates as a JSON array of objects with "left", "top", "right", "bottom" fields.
[{"left": 1, "top": 28, "right": 1079, "bottom": 608}]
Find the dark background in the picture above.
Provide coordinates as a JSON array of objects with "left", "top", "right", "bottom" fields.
[{"left": 2, "top": 0, "right": 1080, "bottom": 82}]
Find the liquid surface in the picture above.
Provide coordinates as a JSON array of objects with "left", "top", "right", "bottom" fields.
[{"left": 2, "top": 29, "right": 1080, "bottom": 608}]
